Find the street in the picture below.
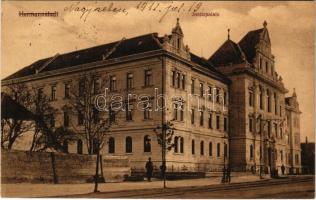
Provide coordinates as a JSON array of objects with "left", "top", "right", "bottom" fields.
[{"left": 66, "top": 176, "right": 314, "bottom": 199}]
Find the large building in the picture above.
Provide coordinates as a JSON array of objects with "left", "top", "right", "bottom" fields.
[
  {"left": 209, "top": 21, "right": 301, "bottom": 174},
  {"left": 1, "top": 19, "right": 301, "bottom": 174}
]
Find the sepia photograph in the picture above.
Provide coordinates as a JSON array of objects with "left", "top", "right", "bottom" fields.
[{"left": 1, "top": 0, "right": 315, "bottom": 198}]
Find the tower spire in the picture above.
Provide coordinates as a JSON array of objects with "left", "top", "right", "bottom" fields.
[
  {"left": 263, "top": 20, "right": 267, "bottom": 28},
  {"left": 227, "top": 29, "right": 230, "bottom": 40},
  {"left": 293, "top": 88, "right": 297, "bottom": 97}
]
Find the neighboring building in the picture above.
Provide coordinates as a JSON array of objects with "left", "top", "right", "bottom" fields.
[
  {"left": 301, "top": 137, "right": 315, "bottom": 174},
  {"left": 285, "top": 90, "right": 303, "bottom": 174},
  {"left": 209, "top": 21, "right": 301, "bottom": 173},
  {"left": 1, "top": 19, "right": 301, "bottom": 174},
  {"left": 2, "top": 19, "right": 230, "bottom": 173}
]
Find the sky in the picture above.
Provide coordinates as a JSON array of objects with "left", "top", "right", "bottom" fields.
[{"left": 1, "top": 1, "right": 315, "bottom": 142}]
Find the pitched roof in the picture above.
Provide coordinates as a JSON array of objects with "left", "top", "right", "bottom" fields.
[
  {"left": 190, "top": 53, "right": 230, "bottom": 82},
  {"left": 238, "top": 28, "right": 264, "bottom": 63},
  {"left": 3, "top": 33, "right": 163, "bottom": 80},
  {"left": 208, "top": 39, "right": 245, "bottom": 67},
  {"left": 1, "top": 93, "right": 37, "bottom": 120},
  {"left": 3, "top": 32, "right": 228, "bottom": 83}
]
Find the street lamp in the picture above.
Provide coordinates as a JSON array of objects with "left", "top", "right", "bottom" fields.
[
  {"left": 221, "top": 134, "right": 228, "bottom": 183},
  {"left": 154, "top": 121, "right": 175, "bottom": 189}
]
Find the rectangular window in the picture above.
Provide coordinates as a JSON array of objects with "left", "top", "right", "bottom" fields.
[
  {"left": 208, "top": 113, "right": 213, "bottom": 129},
  {"left": 191, "top": 79, "right": 195, "bottom": 94},
  {"left": 224, "top": 117, "right": 228, "bottom": 132},
  {"left": 64, "top": 83, "right": 70, "bottom": 99},
  {"left": 79, "top": 80, "right": 85, "bottom": 97},
  {"left": 93, "top": 108, "right": 100, "bottom": 123},
  {"left": 267, "top": 121, "right": 271, "bottom": 138},
  {"left": 259, "top": 89, "right": 263, "bottom": 110},
  {"left": 37, "top": 88, "right": 43, "bottom": 101},
  {"left": 265, "top": 61, "right": 269, "bottom": 73},
  {"left": 177, "top": 72, "right": 181, "bottom": 88},
  {"left": 191, "top": 109, "right": 195, "bottom": 124},
  {"left": 267, "top": 90, "right": 271, "bottom": 112},
  {"left": 181, "top": 75, "right": 185, "bottom": 89},
  {"left": 209, "top": 142, "right": 212, "bottom": 156},
  {"left": 64, "top": 111, "right": 69, "bottom": 127},
  {"left": 217, "top": 143, "right": 221, "bottom": 157},
  {"left": 127, "top": 73, "right": 133, "bottom": 90},
  {"left": 51, "top": 85, "right": 56, "bottom": 101},
  {"left": 249, "top": 118, "right": 253, "bottom": 132},
  {"left": 199, "top": 111, "right": 204, "bottom": 126},
  {"left": 274, "top": 123, "right": 278, "bottom": 137},
  {"left": 216, "top": 115, "right": 220, "bottom": 130},
  {"left": 192, "top": 140, "right": 195, "bottom": 155},
  {"left": 274, "top": 93, "right": 278, "bottom": 115},
  {"left": 216, "top": 88, "right": 220, "bottom": 103},
  {"left": 94, "top": 78, "right": 101, "bottom": 94},
  {"left": 280, "top": 106, "right": 282, "bottom": 117},
  {"left": 144, "top": 101, "right": 152, "bottom": 120},
  {"left": 224, "top": 92, "right": 227, "bottom": 106},
  {"left": 109, "top": 108, "right": 116, "bottom": 123},
  {"left": 144, "top": 70, "right": 152, "bottom": 86},
  {"left": 78, "top": 111, "right": 84, "bottom": 125},
  {"left": 180, "top": 105, "right": 184, "bottom": 121},
  {"left": 126, "top": 103, "right": 133, "bottom": 121},
  {"left": 172, "top": 71, "right": 176, "bottom": 87},
  {"left": 249, "top": 90, "right": 253, "bottom": 107},
  {"left": 50, "top": 114, "right": 55, "bottom": 128},
  {"left": 110, "top": 76, "right": 117, "bottom": 91},
  {"left": 173, "top": 103, "right": 178, "bottom": 120},
  {"left": 208, "top": 86, "right": 213, "bottom": 101},
  {"left": 199, "top": 83, "right": 204, "bottom": 97}
]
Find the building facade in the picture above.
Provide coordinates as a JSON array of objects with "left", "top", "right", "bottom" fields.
[
  {"left": 2, "top": 20, "right": 301, "bottom": 174},
  {"left": 209, "top": 21, "right": 301, "bottom": 174}
]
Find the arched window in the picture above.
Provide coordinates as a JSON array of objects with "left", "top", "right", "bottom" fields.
[
  {"left": 200, "top": 141, "right": 204, "bottom": 155},
  {"left": 250, "top": 145, "right": 253, "bottom": 159},
  {"left": 192, "top": 139, "right": 195, "bottom": 155},
  {"left": 126, "top": 136, "right": 132, "bottom": 153},
  {"left": 108, "top": 137, "right": 115, "bottom": 154},
  {"left": 144, "top": 135, "right": 151, "bottom": 152},
  {"left": 77, "top": 139, "right": 83, "bottom": 154},
  {"left": 180, "top": 137, "right": 184, "bottom": 153},
  {"left": 63, "top": 140, "right": 68, "bottom": 153},
  {"left": 174, "top": 136, "right": 179, "bottom": 153},
  {"left": 217, "top": 143, "right": 221, "bottom": 157},
  {"left": 209, "top": 142, "right": 213, "bottom": 156}
]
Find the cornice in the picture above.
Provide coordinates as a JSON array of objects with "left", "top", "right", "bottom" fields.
[{"left": 228, "top": 67, "right": 288, "bottom": 93}]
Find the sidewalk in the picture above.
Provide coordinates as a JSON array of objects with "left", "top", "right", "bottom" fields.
[{"left": 1, "top": 175, "right": 267, "bottom": 198}]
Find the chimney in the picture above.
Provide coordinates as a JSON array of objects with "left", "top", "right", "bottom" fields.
[{"left": 305, "top": 136, "right": 308, "bottom": 144}]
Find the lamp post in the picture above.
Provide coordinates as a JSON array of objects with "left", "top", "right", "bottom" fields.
[
  {"left": 221, "top": 135, "right": 228, "bottom": 183},
  {"left": 154, "top": 121, "right": 174, "bottom": 189}
]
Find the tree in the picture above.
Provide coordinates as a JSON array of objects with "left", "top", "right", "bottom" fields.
[
  {"left": 1, "top": 84, "right": 36, "bottom": 150},
  {"left": 154, "top": 121, "right": 175, "bottom": 188},
  {"left": 68, "top": 71, "right": 120, "bottom": 192},
  {"left": 1, "top": 83, "right": 75, "bottom": 152}
]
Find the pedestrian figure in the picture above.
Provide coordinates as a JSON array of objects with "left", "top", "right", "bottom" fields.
[
  {"left": 226, "top": 165, "right": 231, "bottom": 183},
  {"left": 145, "top": 157, "right": 154, "bottom": 181},
  {"left": 221, "top": 167, "right": 226, "bottom": 183},
  {"left": 160, "top": 161, "right": 166, "bottom": 180},
  {"left": 281, "top": 164, "right": 285, "bottom": 175}
]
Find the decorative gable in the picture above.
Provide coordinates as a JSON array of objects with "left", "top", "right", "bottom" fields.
[{"left": 162, "top": 18, "right": 190, "bottom": 60}]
